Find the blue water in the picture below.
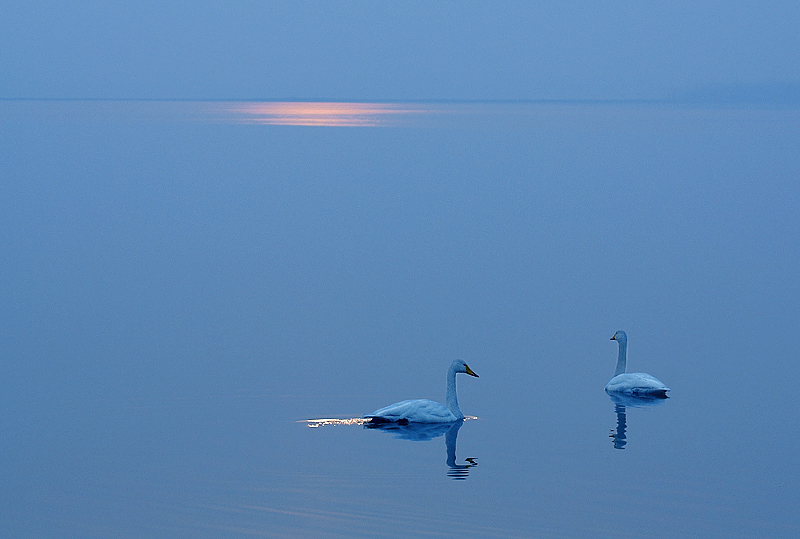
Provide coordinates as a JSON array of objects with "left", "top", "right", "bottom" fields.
[{"left": 2, "top": 100, "right": 799, "bottom": 538}]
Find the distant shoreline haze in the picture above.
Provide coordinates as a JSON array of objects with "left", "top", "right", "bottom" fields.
[{"left": 3, "top": 82, "right": 800, "bottom": 105}]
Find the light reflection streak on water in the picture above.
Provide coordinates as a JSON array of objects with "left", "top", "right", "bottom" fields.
[
  {"left": 300, "top": 416, "right": 478, "bottom": 428},
  {"left": 300, "top": 418, "right": 369, "bottom": 428},
  {"left": 218, "top": 102, "right": 431, "bottom": 127}
]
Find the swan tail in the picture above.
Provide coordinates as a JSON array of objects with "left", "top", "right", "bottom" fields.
[
  {"left": 631, "top": 388, "right": 670, "bottom": 398},
  {"left": 363, "top": 416, "right": 409, "bottom": 425}
]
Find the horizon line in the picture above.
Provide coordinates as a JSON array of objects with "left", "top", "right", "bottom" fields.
[
  {"left": 1, "top": 96, "right": 668, "bottom": 104},
  {"left": 4, "top": 96, "right": 799, "bottom": 107}
]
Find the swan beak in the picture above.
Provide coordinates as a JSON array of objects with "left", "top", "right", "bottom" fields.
[
  {"left": 610, "top": 335, "right": 616, "bottom": 340},
  {"left": 465, "top": 365, "right": 479, "bottom": 377}
]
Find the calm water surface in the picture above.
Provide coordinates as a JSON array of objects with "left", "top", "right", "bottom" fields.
[{"left": 2, "top": 99, "right": 799, "bottom": 538}]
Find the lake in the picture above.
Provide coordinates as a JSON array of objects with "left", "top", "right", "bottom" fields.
[{"left": 2, "top": 99, "right": 798, "bottom": 538}]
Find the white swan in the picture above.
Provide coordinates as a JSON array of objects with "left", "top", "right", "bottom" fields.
[
  {"left": 364, "top": 359, "right": 479, "bottom": 424},
  {"left": 606, "top": 331, "right": 670, "bottom": 397}
]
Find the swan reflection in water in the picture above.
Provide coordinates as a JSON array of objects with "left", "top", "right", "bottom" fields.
[
  {"left": 365, "top": 418, "right": 478, "bottom": 479},
  {"left": 301, "top": 417, "right": 477, "bottom": 479},
  {"left": 608, "top": 393, "right": 668, "bottom": 450}
]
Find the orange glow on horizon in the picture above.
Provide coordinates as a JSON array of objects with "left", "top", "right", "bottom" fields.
[{"left": 219, "top": 101, "right": 426, "bottom": 127}]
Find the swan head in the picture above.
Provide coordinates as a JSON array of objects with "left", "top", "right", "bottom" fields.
[
  {"left": 452, "top": 359, "right": 479, "bottom": 378},
  {"left": 610, "top": 330, "right": 627, "bottom": 344}
]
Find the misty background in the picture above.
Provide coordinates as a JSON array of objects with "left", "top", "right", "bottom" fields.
[{"left": 2, "top": 1, "right": 799, "bottom": 101}]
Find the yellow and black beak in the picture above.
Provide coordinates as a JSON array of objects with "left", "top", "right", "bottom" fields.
[{"left": 465, "top": 364, "right": 479, "bottom": 377}]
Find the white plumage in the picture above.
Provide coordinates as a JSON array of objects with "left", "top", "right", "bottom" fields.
[
  {"left": 364, "top": 359, "right": 479, "bottom": 424},
  {"left": 606, "top": 331, "right": 670, "bottom": 397}
]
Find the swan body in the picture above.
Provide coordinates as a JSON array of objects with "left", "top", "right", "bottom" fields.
[
  {"left": 364, "top": 359, "right": 478, "bottom": 424},
  {"left": 606, "top": 331, "right": 669, "bottom": 397}
]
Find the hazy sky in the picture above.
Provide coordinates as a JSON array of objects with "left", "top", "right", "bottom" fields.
[{"left": 3, "top": 1, "right": 799, "bottom": 100}]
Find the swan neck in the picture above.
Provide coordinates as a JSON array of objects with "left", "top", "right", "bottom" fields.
[
  {"left": 445, "top": 363, "right": 463, "bottom": 419},
  {"left": 614, "top": 339, "right": 627, "bottom": 376}
]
